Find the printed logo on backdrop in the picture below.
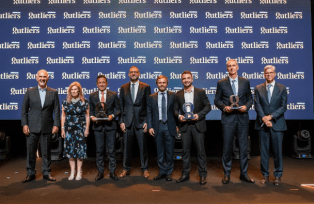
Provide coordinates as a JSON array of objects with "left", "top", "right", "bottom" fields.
[
  {"left": 226, "top": 56, "right": 253, "bottom": 64},
  {"left": 190, "top": 56, "right": 218, "bottom": 64},
  {"left": 261, "top": 57, "right": 289, "bottom": 64},
  {"left": 48, "top": 0, "right": 75, "bottom": 4},
  {"left": 29, "top": 12, "right": 56, "bottom": 19},
  {"left": 277, "top": 72, "right": 305, "bottom": 79},
  {"left": 169, "top": 72, "right": 198, "bottom": 79},
  {"left": 13, "top": 26, "right": 40, "bottom": 34},
  {"left": 63, "top": 41, "right": 90, "bottom": 49},
  {"left": 226, "top": 26, "right": 253, "bottom": 34},
  {"left": 225, "top": 0, "right": 252, "bottom": 4},
  {"left": 62, "top": 72, "right": 90, "bottom": 79},
  {"left": 134, "top": 11, "right": 162, "bottom": 18},
  {"left": 203, "top": 87, "right": 217, "bottom": 95},
  {"left": 83, "top": 0, "right": 111, "bottom": 4},
  {"left": 48, "top": 26, "right": 75, "bottom": 34},
  {"left": 276, "top": 12, "right": 303, "bottom": 19},
  {"left": 12, "top": 56, "right": 39, "bottom": 64},
  {"left": 118, "top": 0, "right": 147, "bottom": 4},
  {"left": 206, "top": 41, "right": 234, "bottom": 49},
  {"left": 206, "top": 11, "right": 233, "bottom": 18},
  {"left": 118, "top": 56, "right": 146, "bottom": 64},
  {"left": 98, "top": 41, "right": 126, "bottom": 49},
  {"left": 26, "top": 72, "right": 55, "bottom": 79},
  {"left": 99, "top": 11, "right": 126, "bottom": 18},
  {"left": 134, "top": 41, "right": 162, "bottom": 49},
  {"left": 118, "top": 26, "right": 146, "bottom": 33},
  {"left": 190, "top": 0, "right": 217, "bottom": 4},
  {"left": 13, "top": 0, "right": 40, "bottom": 4},
  {"left": 242, "top": 72, "right": 265, "bottom": 80},
  {"left": 190, "top": 26, "right": 217, "bottom": 33},
  {"left": 261, "top": 26, "right": 288, "bottom": 34},
  {"left": 241, "top": 12, "right": 268, "bottom": 19},
  {"left": 82, "top": 56, "right": 110, "bottom": 64},
  {"left": 98, "top": 72, "right": 126, "bottom": 79},
  {"left": 28, "top": 41, "right": 55, "bottom": 49},
  {"left": 288, "top": 102, "right": 305, "bottom": 110},
  {"left": 154, "top": 0, "right": 182, "bottom": 3},
  {"left": 83, "top": 26, "right": 110, "bottom": 33},
  {"left": 139, "top": 72, "right": 162, "bottom": 79},
  {"left": 0, "top": 72, "right": 19, "bottom": 80},
  {"left": 154, "top": 56, "right": 182, "bottom": 64},
  {"left": 206, "top": 72, "right": 229, "bottom": 79},
  {"left": 0, "top": 102, "right": 18, "bottom": 110},
  {"left": 11, "top": 88, "right": 27, "bottom": 95},
  {"left": 241, "top": 41, "right": 269, "bottom": 49},
  {"left": 277, "top": 42, "right": 303, "bottom": 49},
  {"left": 170, "top": 41, "right": 198, "bottom": 49},
  {"left": 64, "top": 11, "right": 91, "bottom": 19},
  {"left": 0, "top": 12, "right": 21, "bottom": 19},
  {"left": 260, "top": 0, "right": 287, "bottom": 4},
  {"left": 47, "top": 56, "right": 74, "bottom": 64},
  {"left": 170, "top": 11, "right": 197, "bottom": 18},
  {"left": 0, "top": 42, "right": 20, "bottom": 49},
  {"left": 154, "top": 26, "right": 182, "bottom": 33}
]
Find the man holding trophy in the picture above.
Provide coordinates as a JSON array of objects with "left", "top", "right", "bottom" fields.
[
  {"left": 89, "top": 75, "right": 121, "bottom": 181},
  {"left": 214, "top": 59, "right": 254, "bottom": 184},
  {"left": 174, "top": 71, "right": 211, "bottom": 185}
]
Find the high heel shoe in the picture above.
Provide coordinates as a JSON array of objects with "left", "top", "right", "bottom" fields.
[
  {"left": 76, "top": 171, "right": 82, "bottom": 180},
  {"left": 68, "top": 171, "right": 76, "bottom": 180}
]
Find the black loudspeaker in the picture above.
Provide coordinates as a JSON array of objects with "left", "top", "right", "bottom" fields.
[
  {"left": 51, "top": 133, "right": 63, "bottom": 161},
  {"left": 292, "top": 130, "right": 313, "bottom": 159},
  {"left": 233, "top": 135, "right": 251, "bottom": 160},
  {"left": 0, "top": 131, "right": 10, "bottom": 160},
  {"left": 173, "top": 131, "right": 183, "bottom": 160}
]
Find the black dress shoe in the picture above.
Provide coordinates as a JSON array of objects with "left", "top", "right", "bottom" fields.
[
  {"left": 95, "top": 172, "right": 104, "bottom": 181},
  {"left": 166, "top": 175, "right": 172, "bottom": 181},
  {"left": 222, "top": 175, "right": 230, "bottom": 184},
  {"left": 154, "top": 174, "right": 166, "bottom": 180},
  {"left": 22, "top": 175, "right": 35, "bottom": 183},
  {"left": 261, "top": 176, "right": 269, "bottom": 184},
  {"left": 273, "top": 177, "right": 281, "bottom": 186},
  {"left": 110, "top": 172, "right": 118, "bottom": 180},
  {"left": 43, "top": 174, "right": 56, "bottom": 181},
  {"left": 176, "top": 175, "right": 189, "bottom": 183},
  {"left": 200, "top": 177, "right": 206, "bottom": 185},
  {"left": 240, "top": 175, "right": 255, "bottom": 183}
]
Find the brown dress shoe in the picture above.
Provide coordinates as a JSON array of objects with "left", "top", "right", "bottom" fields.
[
  {"left": 143, "top": 170, "right": 149, "bottom": 179},
  {"left": 261, "top": 176, "right": 269, "bottom": 184},
  {"left": 119, "top": 170, "right": 130, "bottom": 178},
  {"left": 274, "top": 177, "right": 281, "bottom": 185}
]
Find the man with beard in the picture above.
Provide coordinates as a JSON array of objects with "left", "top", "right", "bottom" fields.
[{"left": 174, "top": 71, "right": 211, "bottom": 185}]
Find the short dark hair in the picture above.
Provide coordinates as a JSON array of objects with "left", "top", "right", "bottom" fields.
[
  {"left": 155, "top": 75, "right": 169, "bottom": 84},
  {"left": 96, "top": 74, "right": 107, "bottom": 83},
  {"left": 181, "top": 71, "right": 193, "bottom": 78}
]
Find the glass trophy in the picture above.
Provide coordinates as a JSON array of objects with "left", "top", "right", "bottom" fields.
[{"left": 182, "top": 102, "right": 195, "bottom": 120}]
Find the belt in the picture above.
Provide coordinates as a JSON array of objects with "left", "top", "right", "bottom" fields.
[{"left": 159, "top": 120, "right": 167, "bottom": 124}]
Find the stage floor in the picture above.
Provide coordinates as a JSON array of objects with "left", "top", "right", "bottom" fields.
[{"left": 1, "top": 156, "right": 314, "bottom": 204}]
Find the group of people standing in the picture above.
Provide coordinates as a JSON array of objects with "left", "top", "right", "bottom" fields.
[{"left": 21, "top": 59, "right": 287, "bottom": 186}]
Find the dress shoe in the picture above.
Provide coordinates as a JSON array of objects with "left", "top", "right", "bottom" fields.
[
  {"left": 154, "top": 174, "right": 166, "bottom": 180},
  {"left": 261, "top": 176, "right": 269, "bottom": 184},
  {"left": 176, "top": 175, "right": 189, "bottom": 183},
  {"left": 166, "top": 175, "right": 172, "bottom": 181},
  {"left": 76, "top": 171, "right": 82, "bottom": 181},
  {"left": 222, "top": 175, "right": 230, "bottom": 184},
  {"left": 200, "top": 177, "right": 206, "bottom": 185},
  {"left": 22, "top": 175, "right": 35, "bottom": 183},
  {"left": 119, "top": 170, "right": 130, "bottom": 178},
  {"left": 43, "top": 174, "right": 56, "bottom": 181},
  {"left": 95, "top": 172, "right": 104, "bottom": 181},
  {"left": 68, "top": 171, "right": 76, "bottom": 181},
  {"left": 273, "top": 177, "right": 281, "bottom": 186},
  {"left": 240, "top": 175, "right": 255, "bottom": 183},
  {"left": 110, "top": 172, "right": 119, "bottom": 180},
  {"left": 143, "top": 170, "right": 150, "bottom": 179}
]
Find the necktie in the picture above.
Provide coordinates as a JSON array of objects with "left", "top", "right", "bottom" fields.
[
  {"left": 267, "top": 84, "right": 272, "bottom": 103},
  {"left": 131, "top": 83, "right": 135, "bottom": 102},
  {"left": 161, "top": 92, "right": 167, "bottom": 123},
  {"left": 101, "top": 91, "right": 105, "bottom": 102},
  {"left": 232, "top": 80, "right": 236, "bottom": 95}
]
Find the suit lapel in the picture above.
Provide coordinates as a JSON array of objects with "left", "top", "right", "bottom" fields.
[
  {"left": 126, "top": 82, "right": 133, "bottom": 103},
  {"left": 270, "top": 83, "right": 279, "bottom": 105},
  {"left": 134, "top": 82, "right": 142, "bottom": 103},
  {"left": 226, "top": 77, "right": 234, "bottom": 95},
  {"left": 95, "top": 91, "right": 100, "bottom": 103},
  {"left": 42, "top": 87, "right": 50, "bottom": 109},
  {"left": 34, "top": 86, "right": 42, "bottom": 109},
  {"left": 166, "top": 91, "right": 171, "bottom": 109},
  {"left": 153, "top": 92, "right": 159, "bottom": 116},
  {"left": 237, "top": 77, "right": 244, "bottom": 96}
]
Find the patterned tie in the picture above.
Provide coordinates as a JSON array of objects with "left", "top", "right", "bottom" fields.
[
  {"left": 161, "top": 92, "right": 167, "bottom": 123},
  {"left": 232, "top": 80, "right": 236, "bottom": 95},
  {"left": 267, "top": 84, "right": 272, "bottom": 103},
  {"left": 101, "top": 91, "right": 105, "bottom": 102},
  {"left": 131, "top": 83, "right": 135, "bottom": 102}
]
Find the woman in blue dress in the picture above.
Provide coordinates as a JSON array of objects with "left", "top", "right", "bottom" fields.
[{"left": 61, "top": 81, "right": 90, "bottom": 180}]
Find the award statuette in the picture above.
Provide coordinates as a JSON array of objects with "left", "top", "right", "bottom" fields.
[
  {"left": 182, "top": 102, "right": 195, "bottom": 120},
  {"left": 95, "top": 102, "right": 109, "bottom": 121},
  {"left": 229, "top": 95, "right": 241, "bottom": 110}
]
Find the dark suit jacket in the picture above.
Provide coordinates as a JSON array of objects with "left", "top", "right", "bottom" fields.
[
  {"left": 119, "top": 81, "right": 151, "bottom": 129},
  {"left": 21, "top": 86, "right": 60, "bottom": 134},
  {"left": 89, "top": 90, "right": 121, "bottom": 131},
  {"left": 254, "top": 82, "right": 287, "bottom": 131},
  {"left": 147, "top": 91, "right": 177, "bottom": 137},
  {"left": 214, "top": 76, "right": 253, "bottom": 125},
  {"left": 174, "top": 87, "right": 211, "bottom": 133}
]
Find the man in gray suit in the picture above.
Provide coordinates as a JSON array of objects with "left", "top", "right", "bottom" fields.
[
  {"left": 254, "top": 65, "right": 287, "bottom": 185},
  {"left": 21, "top": 69, "right": 60, "bottom": 183},
  {"left": 147, "top": 75, "right": 176, "bottom": 181},
  {"left": 119, "top": 66, "right": 151, "bottom": 178}
]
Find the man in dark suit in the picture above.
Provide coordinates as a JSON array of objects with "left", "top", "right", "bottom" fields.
[
  {"left": 89, "top": 75, "right": 121, "bottom": 181},
  {"left": 254, "top": 65, "right": 287, "bottom": 186},
  {"left": 147, "top": 75, "right": 176, "bottom": 181},
  {"left": 214, "top": 59, "right": 255, "bottom": 184},
  {"left": 174, "top": 71, "right": 211, "bottom": 185},
  {"left": 21, "top": 69, "right": 60, "bottom": 183},
  {"left": 119, "top": 66, "right": 151, "bottom": 178}
]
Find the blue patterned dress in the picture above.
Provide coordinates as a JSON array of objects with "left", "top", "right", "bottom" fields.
[{"left": 62, "top": 98, "right": 88, "bottom": 159}]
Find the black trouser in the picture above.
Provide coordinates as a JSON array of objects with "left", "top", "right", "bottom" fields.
[
  {"left": 26, "top": 132, "right": 52, "bottom": 176},
  {"left": 181, "top": 124, "right": 207, "bottom": 177},
  {"left": 94, "top": 127, "right": 116, "bottom": 173},
  {"left": 123, "top": 121, "right": 148, "bottom": 172}
]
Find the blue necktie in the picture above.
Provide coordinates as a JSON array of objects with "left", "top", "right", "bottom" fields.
[
  {"left": 267, "top": 84, "right": 272, "bottom": 103},
  {"left": 232, "top": 80, "right": 236, "bottom": 95},
  {"left": 131, "top": 83, "right": 135, "bottom": 103},
  {"left": 161, "top": 92, "right": 167, "bottom": 123}
]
